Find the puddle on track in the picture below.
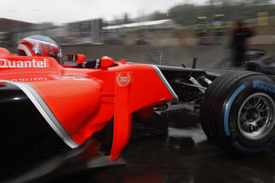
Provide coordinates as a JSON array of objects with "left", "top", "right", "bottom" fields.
[{"left": 47, "top": 104, "right": 275, "bottom": 183}]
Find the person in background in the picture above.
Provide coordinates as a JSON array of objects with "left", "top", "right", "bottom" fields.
[{"left": 230, "top": 20, "right": 253, "bottom": 67}]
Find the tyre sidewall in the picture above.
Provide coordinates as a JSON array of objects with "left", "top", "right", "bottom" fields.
[{"left": 220, "top": 75, "right": 275, "bottom": 153}]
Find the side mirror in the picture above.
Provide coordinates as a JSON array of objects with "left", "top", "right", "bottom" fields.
[
  {"left": 65, "top": 54, "right": 86, "bottom": 64},
  {"left": 100, "top": 56, "right": 114, "bottom": 69}
]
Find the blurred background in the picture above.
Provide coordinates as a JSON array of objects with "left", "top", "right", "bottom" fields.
[{"left": 1, "top": 0, "right": 275, "bottom": 68}]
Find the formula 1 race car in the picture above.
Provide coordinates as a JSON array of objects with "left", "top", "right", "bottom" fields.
[
  {"left": 245, "top": 55, "right": 275, "bottom": 75},
  {"left": 214, "top": 48, "right": 265, "bottom": 69},
  {"left": 215, "top": 48, "right": 275, "bottom": 76},
  {"left": 1, "top": 45, "right": 275, "bottom": 182}
]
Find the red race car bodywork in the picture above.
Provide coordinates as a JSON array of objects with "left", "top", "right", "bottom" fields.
[
  {"left": 0, "top": 47, "right": 176, "bottom": 162},
  {"left": 3, "top": 42, "right": 275, "bottom": 182}
]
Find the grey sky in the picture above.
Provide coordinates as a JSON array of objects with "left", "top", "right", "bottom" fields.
[{"left": 1, "top": 0, "right": 207, "bottom": 25}]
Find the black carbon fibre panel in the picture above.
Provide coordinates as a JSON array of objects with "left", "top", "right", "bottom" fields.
[{"left": 0, "top": 84, "right": 70, "bottom": 178}]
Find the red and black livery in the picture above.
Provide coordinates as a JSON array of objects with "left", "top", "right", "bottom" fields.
[{"left": 1, "top": 43, "right": 275, "bottom": 182}]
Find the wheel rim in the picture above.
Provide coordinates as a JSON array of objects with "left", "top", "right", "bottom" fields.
[{"left": 238, "top": 93, "right": 275, "bottom": 140}]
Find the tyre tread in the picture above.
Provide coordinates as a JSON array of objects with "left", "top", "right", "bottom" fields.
[{"left": 200, "top": 71, "right": 265, "bottom": 150}]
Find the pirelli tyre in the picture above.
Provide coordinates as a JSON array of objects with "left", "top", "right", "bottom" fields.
[{"left": 200, "top": 71, "right": 275, "bottom": 154}]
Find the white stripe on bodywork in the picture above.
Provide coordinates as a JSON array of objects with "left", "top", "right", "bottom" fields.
[
  {"left": 4, "top": 81, "right": 78, "bottom": 148},
  {"left": 149, "top": 65, "right": 179, "bottom": 101}
]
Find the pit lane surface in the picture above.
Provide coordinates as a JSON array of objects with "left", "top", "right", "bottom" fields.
[{"left": 48, "top": 104, "right": 275, "bottom": 183}]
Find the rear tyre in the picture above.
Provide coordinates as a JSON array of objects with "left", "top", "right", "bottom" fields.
[{"left": 200, "top": 71, "right": 275, "bottom": 154}]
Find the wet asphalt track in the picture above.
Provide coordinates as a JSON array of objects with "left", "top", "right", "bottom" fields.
[{"left": 47, "top": 104, "right": 275, "bottom": 183}]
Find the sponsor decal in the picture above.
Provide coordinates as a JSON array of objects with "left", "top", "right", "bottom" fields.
[
  {"left": 229, "top": 120, "right": 238, "bottom": 138},
  {"left": 116, "top": 73, "right": 131, "bottom": 87},
  {"left": 224, "top": 84, "right": 247, "bottom": 136},
  {"left": 232, "top": 141, "right": 271, "bottom": 153},
  {"left": 235, "top": 96, "right": 244, "bottom": 105},
  {"left": 0, "top": 77, "right": 49, "bottom": 83},
  {"left": 253, "top": 80, "right": 275, "bottom": 94},
  {"left": 0, "top": 59, "right": 48, "bottom": 68}
]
